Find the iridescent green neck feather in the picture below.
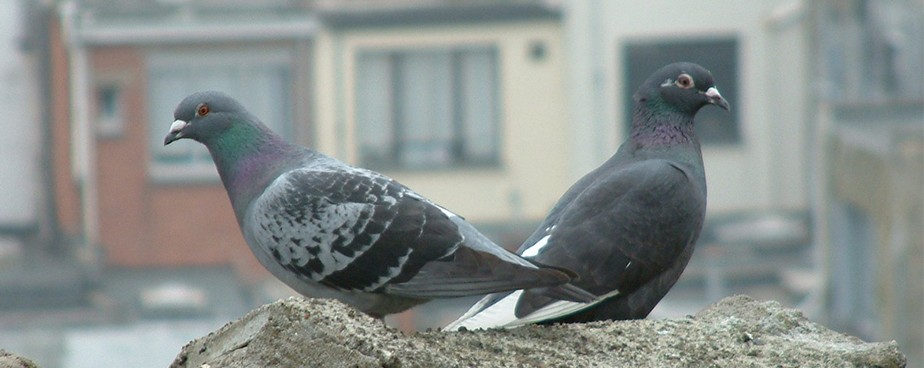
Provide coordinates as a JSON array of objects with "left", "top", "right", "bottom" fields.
[{"left": 204, "top": 120, "right": 297, "bottom": 223}]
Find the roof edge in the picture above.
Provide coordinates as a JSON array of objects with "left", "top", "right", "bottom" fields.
[{"left": 317, "top": 2, "right": 561, "bottom": 29}]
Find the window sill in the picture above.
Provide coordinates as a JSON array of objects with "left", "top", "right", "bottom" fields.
[
  {"left": 148, "top": 164, "right": 221, "bottom": 185},
  {"left": 362, "top": 161, "right": 503, "bottom": 173}
]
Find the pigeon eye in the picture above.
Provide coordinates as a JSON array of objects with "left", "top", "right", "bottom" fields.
[
  {"left": 675, "top": 74, "right": 694, "bottom": 89},
  {"left": 196, "top": 103, "right": 210, "bottom": 117}
]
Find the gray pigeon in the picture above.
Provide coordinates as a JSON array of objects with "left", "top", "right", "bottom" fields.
[
  {"left": 445, "top": 62, "right": 730, "bottom": 330},
  {"left": 163, "top": 91, "right": 591, "bottom": 318}
]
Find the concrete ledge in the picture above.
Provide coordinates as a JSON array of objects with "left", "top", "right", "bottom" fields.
[
  {"left": 0, "top": 350, "right": 39, "bottom": 368},
  {"left": 170, "top": 295, "right": 906, "bottom": 368}
]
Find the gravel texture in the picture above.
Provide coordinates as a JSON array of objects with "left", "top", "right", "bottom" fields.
[
  {"left": 0, "top": 350, "right": 39, "bottom": 368},
  {"left": 169, "top": 295, "right": 906, "bottom": 368}
]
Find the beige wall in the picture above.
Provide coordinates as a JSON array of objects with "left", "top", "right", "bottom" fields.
[{"left": 313, "top": 20, "right": 571, "bottom": 223}]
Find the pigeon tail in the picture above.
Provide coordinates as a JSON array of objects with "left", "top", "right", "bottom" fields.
[
  {"left": 443, "top": 288, "right": 621, "bottom": 331},
  {"left": 384, "top": 246, "right": 572, "bottom": 298}
]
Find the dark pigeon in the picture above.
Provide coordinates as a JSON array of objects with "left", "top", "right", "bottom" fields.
[
  {"left": 445, "top": 62, "right": 729, "bottom": 330},
  {"left": 163, "top": 91, "right": 591, "bottom": 318}
]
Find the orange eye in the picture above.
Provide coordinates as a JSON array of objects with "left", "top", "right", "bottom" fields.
[
  {"left": 196, "top": 103, "right": 210, "bottom": 117},
  {"left": 675, "top": 74, "right": 694, "bottom": 89}
]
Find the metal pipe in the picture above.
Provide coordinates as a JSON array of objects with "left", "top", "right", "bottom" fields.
[{"left": 60, "top": 0, "right": 99, "bottom": 249}]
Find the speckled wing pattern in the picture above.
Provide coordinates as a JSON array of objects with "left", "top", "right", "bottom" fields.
[{"left": 247, "top": 166, "right": 461, "bottom": 293}]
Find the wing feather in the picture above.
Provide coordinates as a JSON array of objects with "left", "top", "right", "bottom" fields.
[{"left": 248, "top": 167, "right": 461, "bottom": 292}]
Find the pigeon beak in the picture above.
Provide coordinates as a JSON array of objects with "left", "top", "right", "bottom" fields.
[
  {"left": 704, "top": 87, "right": 730, "bottom": 111},
  {"left": 164, "top": 120, "right": 188, "bottom": 145}
]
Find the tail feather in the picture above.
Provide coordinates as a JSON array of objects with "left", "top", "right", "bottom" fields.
[
  {"left": 530, "top": 284, "right": 596, "bottom": 304},
  {"left": 443, "top": 290, "right": 525, "bottom": 331},
  {"left": 385, "top": 247, "right": 572, "bottom": 298},
  {"left": 444, "top": 288, "right": 621, "bottom": 331}
]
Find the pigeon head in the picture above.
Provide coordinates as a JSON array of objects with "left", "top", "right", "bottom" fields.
[
  {"left": 163, "top": 90, "right": 258, "bottom": 146},
  {"left": 633, "top": 62, "right": 730, "bottom": 115},
  {"left": 163, "top": 91, "right": 295, "bottom": 218}
]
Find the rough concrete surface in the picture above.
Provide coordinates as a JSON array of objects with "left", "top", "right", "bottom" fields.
[
  {"left": 0, "top": 350, "right": 38, "bottom": 368},
  {"left": 170, "top": 295, "right": 906, "bottom": 368}
]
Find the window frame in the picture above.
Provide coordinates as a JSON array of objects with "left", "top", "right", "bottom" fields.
[{"left": 354, "top": 45, "right": 502, "bottom": 171}]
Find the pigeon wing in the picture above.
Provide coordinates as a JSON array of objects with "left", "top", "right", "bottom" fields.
[
  {"left": 248, "top": 167, "right": 573, "bottom": 298},
  {"left": 247, "top": 167, "right": 462, "bottom": 293},
  {"left": 515, "top": 158, "right": 705, "bottom": 317}
]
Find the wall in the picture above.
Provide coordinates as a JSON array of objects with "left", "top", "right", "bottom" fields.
[{"left": 0, "top": 0, "right": 41, "bottom": 230}]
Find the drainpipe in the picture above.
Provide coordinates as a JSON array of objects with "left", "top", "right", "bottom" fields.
[
  {"left": 333, "top": 32, "right": 348, "bottom": 162},
  {"left": 563, "top": 0, "right": 608, "bottom": 178},
  {"left": 60, "top": 1, "right": 99, "bottom": 255}
]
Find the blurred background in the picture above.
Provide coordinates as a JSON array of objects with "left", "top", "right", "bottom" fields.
[{"left": 0, "top": 0, "right": 920, "bottom": 366}]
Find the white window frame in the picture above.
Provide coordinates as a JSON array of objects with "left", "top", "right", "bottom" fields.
[{"left": 354, "top": 45, "right": 501, "bottom": 171}]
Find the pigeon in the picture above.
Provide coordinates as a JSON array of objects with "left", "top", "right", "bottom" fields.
[
  {"left": 445, "top": 62, "right": 730, "bottom": 330},
  {"left": 163, "top": 91, "right": 592, "bottom": 318}
]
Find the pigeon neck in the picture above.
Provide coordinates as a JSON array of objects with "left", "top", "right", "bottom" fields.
[
  {"left": 206, "top": 124, "right": 296, "bottom": 219},
  {"left": 630, "top": 101, "right": 697, "bottom": 148}
]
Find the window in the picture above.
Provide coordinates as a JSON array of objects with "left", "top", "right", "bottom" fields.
[
  {"left": 624, "top": 39, "right": 740, "bottom": 145},
  {"left": 355, "top": 46, "right": 500, "bottom": 170},
  {"left": 95, "top": 82, "right": 125, "bottom": 137},
  {"left": 147, "top": 50, "right": 292, "bottom": 182}
]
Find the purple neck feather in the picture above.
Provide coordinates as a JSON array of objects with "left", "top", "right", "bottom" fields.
[
  {"left": 630, "top": 103, "right": 697, "bottom": 148},
  {"left": 207, "top": 127, "right": 300, "bottom": 222}
]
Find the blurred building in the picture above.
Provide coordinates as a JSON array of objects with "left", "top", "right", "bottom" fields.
[
  {"left": 563, "top": 3, "right": 922, "bottom": 364},
  {"left": 4, "top": 0, "right": 920, "bottom": 365},
  {"left": 809, "top": 0, "right": 923, "bottom": 363},
  {"left": 0, "top": 1, "right": 42, "bottom": 236},
  {"left": 0, "top": 0, "right": 95, "bottom": 311}
]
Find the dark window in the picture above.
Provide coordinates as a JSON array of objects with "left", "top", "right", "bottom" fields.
[
  {"left": 355, "top": 47, "right": 500, "bottom": 170},
  {"left": 624, "top": 38, "right": 740, "bottom": 145},
  {"left": 96, "top": 83, "right": 124, "bottom": 137}
]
